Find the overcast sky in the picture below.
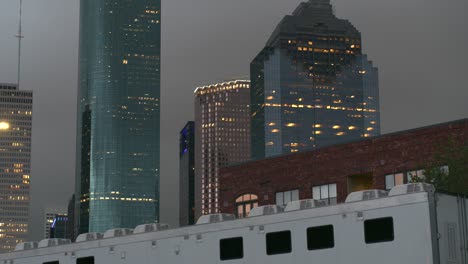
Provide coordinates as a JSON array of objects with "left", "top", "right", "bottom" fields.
[{"left": 0, "top": 0, "right": 467, "bottom": 241}]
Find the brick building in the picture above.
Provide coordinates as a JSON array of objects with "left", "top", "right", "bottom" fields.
[{"left": 219, "top": 119, "right": 468, "bottom": 217}]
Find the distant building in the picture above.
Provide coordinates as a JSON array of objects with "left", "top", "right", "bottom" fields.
[
  {"left": 219, "top": 119, "right": 468, "bottom": 217},
  {"left": 194, "top": 80, "right": 251, "bottom": 219},
  {"left": 0, "top": 84, "right": 33, "bottom": 252},
  {"left": 50, "top": 214, "right": 69, "bottom": 239},
  {"left": 179, "top": 121, "right": 195, "bottom": 226},
  {"left": 66, "top": 195, "right": 75, "bottom": 240},
  {"left": 44, "top": 209, "right": 65, "bottom": 239},
  {"left": 250, "top": 0, "right": 380, "bottom": 160},
  {"left": 76, "top": 0, "right": 162, "bottom": 234}
]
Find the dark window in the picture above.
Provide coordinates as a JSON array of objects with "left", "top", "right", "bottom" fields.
[
  {"left": 43, "top": 262, "right": 59, "bottom": 264},
  {"left": 77, "top": 257, "right": 95, "bottom": 264},
  {"left": 307, "top": 225, "right": 334, "bottom": 250},
  {"left": 220, "top": 237, "right": 244, "bottom": 260},
  {"left": 364, "top": 217, "right": 394, "bottom": 244},
  {"left": 266, "top": 231, "right": 292, "bottom": 255}
]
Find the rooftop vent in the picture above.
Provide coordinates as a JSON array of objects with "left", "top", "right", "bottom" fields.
[
  {"left": 345, "top": 189, "right": 388, "bottom": 203},
  {"left": 285, "top": 199, "right": 328, "bottom": 212},
  {"left": 389, "top": 183, "right": 435, "bottom": 196},
  {"left": 248, "top": 205, "right": 284, "bottom": 217},
  {"left": 134, "top": 223, "right": 170, "bottom": 234},
  {"left": 38, "top": 239, "right": 71, "bottom": 248},
  {"left": 76, "top": 232, "right": 104, "bottom": 243},
  {"left": 196, "top": 213, "right": 235, "bottom": 225},
  {"left": 103, "top": 228, "right": 133, "bottom": 238},
  {"left": 14, "top": 242, "right": 38, "bottom": 251}
]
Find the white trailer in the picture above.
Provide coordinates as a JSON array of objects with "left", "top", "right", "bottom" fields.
[{"left": 1, "top": 183, "right": 467, "bottom": 264}]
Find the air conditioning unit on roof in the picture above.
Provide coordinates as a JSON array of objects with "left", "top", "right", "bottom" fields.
[{"left": 345, "top": 189, "right": 388, "bottom": 203}]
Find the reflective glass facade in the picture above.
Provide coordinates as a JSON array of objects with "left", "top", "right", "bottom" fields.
[
  {"left": 0, "top": 84, "right": 32, "bottom": 252},
  {"left": 251, "top": 0, "right": 379, "bottom": 160},
  {"left": 76, "top": 0, "right": 161, "bottom": 233},
  {"left": 179, "top": 121, "right": 195, "bottom": 226}
]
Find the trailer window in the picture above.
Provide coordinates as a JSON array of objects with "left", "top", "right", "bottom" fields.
[
  {"left": 220, "top": 237, "right": 243, "bottom": 260},
  {"left": 364, "top": 217, "right": 394, "bottom": 243},
  {"left": 77, "top": 256, "right": 95, "bottom": 264},
  {"left": 266, "top": 230, "right": 292, "bottom": 255},
  {"left": 307, "top": 225, "right": 334, "bottom": 250}
]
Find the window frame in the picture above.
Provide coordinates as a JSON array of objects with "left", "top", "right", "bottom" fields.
[
  {"left": 312, "top": 183, "right": 337, "bottom": 204},
  {"left": 219, "top": 237, "right": 244, "bottom": 261},
  {"left": 307, "top": 225, "right": 335, "bottom": 250},
  {"left": 275, "top": 190, "right": 299, "bottom": 206},
  {"left": 384, "top": 173, "right": 404, "bottom": 190},
  {"left": 364, "top": 217, "right": 395, "bottom": 244},
  {"left": 77, "top": 256, "right": 95, "bottom": 264},
  {"left": 266, "top": 230, "right": 292, "bottom": 255}
]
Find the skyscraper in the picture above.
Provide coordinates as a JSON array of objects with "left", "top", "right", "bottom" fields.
[
  {"left": 76, "top": 0, "right": 161, "bottom": 233},
  {"left": 251, "top": 0, "right": 380, "bottom": 160},
  {"left": 194, "top": 80, "right": 251, "bottom": 219},
  {"left": 0, "top": 84, "right": 32, "bottom": 252},
  {"left": 179, "top": 121, "right": 195, "bottom": 226}
]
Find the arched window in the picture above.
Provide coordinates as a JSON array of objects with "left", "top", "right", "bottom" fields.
[{"left": 235, "top": 194, "right": 258, "bottom": 218}]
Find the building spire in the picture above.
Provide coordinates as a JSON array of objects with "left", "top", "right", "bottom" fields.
[{"left": 16, "top": 0, "right": 24, "bottom": 89}]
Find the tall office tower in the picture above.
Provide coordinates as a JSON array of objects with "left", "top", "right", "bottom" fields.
[
  {"left": 179, "top": 121, "right": 195, "bottom": 226},
  {"left": 194, "top": 80, "right": 251, "bottom": 219},
  {"left": 76, "top": 1, "right": 161, "bottom": 233},
  {"left": 0, "top": 84, "right": 32, "bottom": 253},
  {"left": 251, "top": 0, "right": 380, "bottom": 159}
]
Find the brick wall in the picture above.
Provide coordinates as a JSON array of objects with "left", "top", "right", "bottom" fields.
[{"left": 219, "top": 119, "right": 468, "bottom": 215}]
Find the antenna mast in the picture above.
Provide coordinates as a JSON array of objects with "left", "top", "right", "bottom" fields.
[{"left": 16, "top": 0, "right": 24, "bottom": 89}]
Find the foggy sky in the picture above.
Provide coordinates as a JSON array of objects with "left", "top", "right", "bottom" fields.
[{"left": 0, "top": 0, "right": 467, "bottom": 241}]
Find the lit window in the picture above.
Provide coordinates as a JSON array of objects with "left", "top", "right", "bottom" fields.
[
  {"left": 235, "top": 194, "right": 258, "bottom": 218},
  {"left": 0, "top": 121, "right": 10, "bottom": 130},
  {"left": 385, "top": 173, "right": 404, "bottom": 190}
]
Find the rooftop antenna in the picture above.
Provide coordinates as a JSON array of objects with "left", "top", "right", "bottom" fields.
[{"left": 15, "top": 0, "right": 24, "bottom": 89}]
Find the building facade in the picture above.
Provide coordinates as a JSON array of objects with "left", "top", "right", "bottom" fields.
[
  {"left": 0, "top": 84, "right": 32, "bottom": 252},
  {"left": 66, "top": 195, "right": 75, "bottom": 240},
  {"left": 179, "top": 121, "right": 195, "bottom": 226},
  {"left": 76, "top": 0, "right": 161, "bottom": 233},
  {"left": 44, "top": 209, "right": 65, "bottom": 239},
  {"left": 220, "top": 119, "right": 468, "bottom": 217},
  {"left": 251, "top": 0, "right": 379, "bottom": 160},
  {"left": 194, "top": 80, "right": 251, "bottom": 219},
  {"left": 50, "top": 214, "right": 69, "bottom": 239}
]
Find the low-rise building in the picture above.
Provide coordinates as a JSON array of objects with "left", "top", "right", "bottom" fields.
[{"left": 219, "top": 119, "right": 468, "bottom": 217}]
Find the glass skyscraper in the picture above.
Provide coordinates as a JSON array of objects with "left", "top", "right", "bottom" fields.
[
  {"left": 76, "top": 0, "right": 161, "bottom": 234},
  {"left": 251, "top": 0, "right": 380, "bottom": 160}
]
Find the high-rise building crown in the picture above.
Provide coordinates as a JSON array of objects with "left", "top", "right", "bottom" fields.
[{"left": 293, "top": 0, "right": 333, "bottom": 16}]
